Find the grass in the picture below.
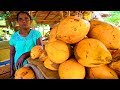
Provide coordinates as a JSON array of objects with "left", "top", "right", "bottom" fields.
[{"left": 103, "top": 11, "right": 120, "bottom": 26}]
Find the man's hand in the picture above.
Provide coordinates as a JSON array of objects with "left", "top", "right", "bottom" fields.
[
  {"left": 16, "top": 56, "right": 24, "bottom": 69},
  {"left": 10, "top": 67, "right": 15, "bottom": 78},
  {"left": 16, "top": 52, "right": 30, "bottom": 69}
]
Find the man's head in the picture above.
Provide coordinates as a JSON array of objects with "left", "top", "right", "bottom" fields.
[{"left": 17, "top": 11, "right": 32, "bottom": 30}]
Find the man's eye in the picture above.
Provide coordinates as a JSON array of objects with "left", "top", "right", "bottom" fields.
[
  {"left": 25, "top": 18, "right": 29, "bottom": 20},
  {"left": 18, "top": 18, "right": 22, "bottom": 21}
]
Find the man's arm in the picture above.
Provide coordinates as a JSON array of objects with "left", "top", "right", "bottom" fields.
[
  {"left": 20, "top": 52, "right": 30, "bottom": 60},
  {"left": 16, "top": 36, "right": 43, "bottom": 68},
  {"left": 10, "top": 45, "right": 15, "bottom": 76},
  {"left": 36, "top": 37, "right": 43, "bottom": 47},
  {"left": 16, "top": 51, "right": 30, "bottom": 68}
]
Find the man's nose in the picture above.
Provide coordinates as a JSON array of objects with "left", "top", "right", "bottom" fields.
[{"left": 22, "top": 19, "right": 27, "bottom": 23}]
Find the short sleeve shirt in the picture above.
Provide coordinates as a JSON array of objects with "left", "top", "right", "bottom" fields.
[{"left": 9, "top": 29, "right": 42, "bottom": 68}]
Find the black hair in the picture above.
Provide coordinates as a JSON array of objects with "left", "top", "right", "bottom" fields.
[{"left": 16, "top": 11, "right": 32, "bottom": 21}]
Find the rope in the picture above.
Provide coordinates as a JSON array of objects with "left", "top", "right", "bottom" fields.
[{"left": 24, "top": 63, "right": 45, "bottom": 79}]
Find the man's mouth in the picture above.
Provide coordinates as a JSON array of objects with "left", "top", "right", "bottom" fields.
[{"left": 22, "top": 24, "right": 27, "bottom": 27}]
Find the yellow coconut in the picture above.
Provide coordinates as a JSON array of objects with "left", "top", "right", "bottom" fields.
[
  {"left": 39, "top": 50, "right": 48, "bottom": 62},
  {"left": 14, "top": 67, "right": 35, "bottom": 79},
  {"left": 49, "top": 26, "right": 58, "bottom": 42},
  {"left": 88, "top": 19, "right": 120, "bottom": 49},
  {"left": 44, "top": 57, "right": 59, "bottom": 71},
  {"left": 58, "top": 58, "right": 85, "bottom": 79},
  {"left": 108, "top": 49, "right": 120, "bottom": 77},
  {"left": 87, "top": 65, "right": 118, "bottom": 79},
  {"left": 45, "top": 40, "right": 71, "bottom": 64},
  {"left": 74, "top": 38, "right": 112, "bottom": 67},
  {"left": 56, "top": 16, "right": 90, "bottom": 44},
  {"left": 30, "top": 45, "right": 43, "bottom": 59}
]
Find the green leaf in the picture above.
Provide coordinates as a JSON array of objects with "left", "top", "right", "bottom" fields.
[{"left": 103, "top": 11, "right": 120, "bottom": 26}]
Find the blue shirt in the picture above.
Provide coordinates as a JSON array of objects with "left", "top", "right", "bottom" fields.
[{"left": 9, "top": 29, "right": 42, "bottom": 69}]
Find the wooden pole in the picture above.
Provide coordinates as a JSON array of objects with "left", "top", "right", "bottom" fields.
[
  {"left": 68, "top": 11, "right": 70, "bottom": 16},
  {"left": 60, "top": 11, "right": 64, "bottom": 20},
  {"left": 35, "top": 11, "right": 39, "bottom": 18},
  {"left": 29, "top": 11, "right": 35, "bottom": 30}
]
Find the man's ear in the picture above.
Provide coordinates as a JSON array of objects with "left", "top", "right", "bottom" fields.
[{"left": 30, "top": 20, "right": 33, "bottom": 23}]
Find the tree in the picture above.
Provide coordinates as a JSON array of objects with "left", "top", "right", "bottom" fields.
[{"left": 103, "top": 11, "right": 120, "bottom": 26}]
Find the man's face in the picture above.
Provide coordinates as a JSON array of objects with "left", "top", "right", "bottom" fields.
[{"left": 17, "top": 13, "right": 32, "bottom": 29}]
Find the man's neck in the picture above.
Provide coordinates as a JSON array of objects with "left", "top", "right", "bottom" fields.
[{"left": 19, "top": 28, "right": 30, "bottom": 37}]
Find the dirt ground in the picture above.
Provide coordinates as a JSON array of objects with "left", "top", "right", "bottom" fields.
[
  {"left": 0, "top": 41, "right": 9, "bottom": 49},
  {"left": 0, "top": 41, "right": 10, "bottom": 79},
  {"left": 0, "top": 41, "right": 10, "bottom": 61}
]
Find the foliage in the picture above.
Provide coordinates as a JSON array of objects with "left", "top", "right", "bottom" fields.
[
  {"left": 0, "top": 19, "right": 6, "bottom": 26},
  {"left": 0, "top": 28, "right": 4, "bottom": 36},
  {"left": 103, "top": 11, "right": 120, "bottom": 26},
  {"left": 0, "top": 11, "right": 11, "bottom": 20},
  {"left": 0, "top": 11, "right": 16, "bottom": 30},
  {"left": 36, "top": 24, "right": 50, "bottom": 37},
  {"left": 0, "top": 11, "right": 11, "bottom": 26}
]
